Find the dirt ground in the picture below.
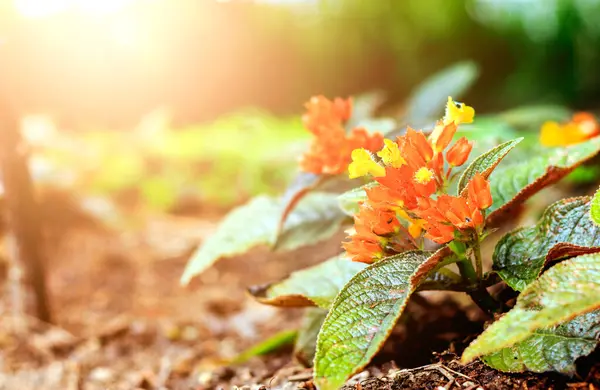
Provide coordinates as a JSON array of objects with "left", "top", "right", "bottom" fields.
[{"left": 0, "top": 205, "right": 599, "bottom": 390}]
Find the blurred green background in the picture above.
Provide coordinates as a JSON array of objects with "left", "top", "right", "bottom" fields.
[{"left": 3, "top": 0, "right": 600, "bottom": 214}]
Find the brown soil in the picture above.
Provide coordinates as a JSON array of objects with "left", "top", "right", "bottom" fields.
[{"left": 0, "top": 207, "right": 599, "bottom": 390}]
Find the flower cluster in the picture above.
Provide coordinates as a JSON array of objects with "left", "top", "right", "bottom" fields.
[
  {"left": 343, "top": 97, "right": 493, "bottom": 263},
  {"left": 540, "top": 112, "right": 600, "bottom": 147},
  {"left": 299, "top": 96, "right": 384, "bottom": 175}
]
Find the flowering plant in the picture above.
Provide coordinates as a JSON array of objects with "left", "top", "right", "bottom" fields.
[{"left": 182, "top": 66, "right": 600, "bottom": 389}]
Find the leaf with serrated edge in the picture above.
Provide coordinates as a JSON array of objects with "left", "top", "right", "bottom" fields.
[
  {"left": 180, "top": 192, "right": 348, "bottom": 285},
  {"left": 486, "top": 137, "right": 600, "bottom": 224},
  {"left": 248, "top": 256, "right": 367, "bottom": 308},
  {"left": 294, "top": 308, "right": 328, "bottom": 367},
  {"left": 482, "top": 310, "right": 600, "bottom": 374},
  {"left": 457, "top": 138, "right": 523, "bottom": 195},
  {"left": 494, "top": 197, "right": 600, "bottom": 291},
  {"left": 338, "top": 182, "right": 377, "bottom": 216},
  {"left": 463, "top": 253, "right": 600, "bottom": 364},
  {"left": 591, "top": 187, "right": 600, "bottom": 226},
  {"left": 313, "top": 251, "right": 430, "bottom": 390}
]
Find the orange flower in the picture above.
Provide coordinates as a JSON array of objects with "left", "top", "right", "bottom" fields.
[
  {"left": 354, "top": 205, "right": 400, "bottom": 236},
  {"left": 342, "top": 96, "right": 491, "bottom": 260},
  {"left": 540, "top": 112, "right": 600, "bottom": 147},
  {"left": 300, "top": 96, "right": 383, "bottom": 175},
  {"left": 302, "top": 95, "right": 351, "bottom": 135},
  {"left": 365, "top": 185, "right": 405, "bottom": 211},
  {"left": 343, "top": 233, "right": 384, "bottom": 264},
  {"left": 446, "top": 137, "right": 472, "bottom": 167},
  {"left": 433, "top": 122, "right": 458, "bottom": 152},
  {"left": 376, "top": 166, "right": 420, "bottom": 209},
  {"left": 467, "top": 173, "right": 492, "bottom": 210},
  {"left": 413, "top": 175, "right": 492, "bottom": 244}
]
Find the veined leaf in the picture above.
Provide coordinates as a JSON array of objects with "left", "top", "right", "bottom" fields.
[
  {"left": 180, "top": 193, "right": 348, "bottom": 285},
  {"left": 294, "top": 308, "right": 328, "bottom": 367},
  {"left": 457, "top": 138, "right": 523, "bottom": 194},
  {"left": 314, "top": 251, "right": 430, "bottom": 390},
  {"left": 591, "top": 187, "right": 600, "bottom": 226},
  {"left": 494, "top": 197, "right": 600, "bottom": 291},
  {"left": 406, "top": 61, "right": 479, "bottom": 124},
  {"left": 462, "top": 253, "right": 600, "bottom": 364},
  {"left": 482, "top": 310, "right": 600, "bottom": 374},
  {"left": 338, "top": 182, "right": 377, "bottom": 216},
  {"left": 487, "top": 136, "right": 600, "bottom": 223},
  {"left": 248, "top": 256, "right": 367, "bottom": 309}
]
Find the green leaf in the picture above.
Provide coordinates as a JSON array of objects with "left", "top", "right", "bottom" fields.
[
  {"left": 314, "top": 251, "right": 430, "bottom": 390},
  {"left": 275, "top": 173, "right": 326, "bottom": 237},
  {"left": 231, "top": 329, "right": 297, "bottom": 364},
  {"left": 462, "top": 253, "right": 600, "bottom": 365},
  {"left": 406, "top": 61, "right": 479, "bottom": 123},
  {"left": 457, "top": 138, "right": 523, "bottom": 194},
  {"left": 248, "top": 256, "right": 366, "bottom": 308},
  {"left": 338, "top": 182, "right": 377, "bottom": 216},
  {"left": 487, "top": 136, "right": 600, "bottom": 223},
  {"left": 180, "top": 193, "right": 348, "bottom": 285},
  {"left": 494, "top": 197, "right": 600, "bottom": 291},
  {"left": 591, "top": 187, "right": 600, "bottom": 226},
  {"left": 294, "top": 308, "right": 328, "bottom": 367},
  {"left": 482, "top": 310, "right": 600, "bottom": 374}
]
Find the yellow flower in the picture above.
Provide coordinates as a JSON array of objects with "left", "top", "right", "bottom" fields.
[
  {"left": 377, "top": 139, "right": 406, "bottom": 168},
  {"left": 444, "top": 96, "right": 475, "bottom": 126},
  {"left": 540, "top": 113, "right": 600, "bottom": 147},
  {"left": 348, "top": 148, "right": 386, "bottom": 179}
]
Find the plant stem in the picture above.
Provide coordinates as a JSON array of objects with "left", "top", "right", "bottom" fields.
[
  {"left": 457, "top": 258, "right": 501, "bottom": 315},
  {"left": 473, "top": 235, "right": 483, "bottom": 279},
  {"left": 456, "top": 258, "right": 477, "bottom": 283}
]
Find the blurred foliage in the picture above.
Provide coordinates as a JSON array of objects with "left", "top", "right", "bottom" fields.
[
  {"left": 247, "top": 0, "right": 600, "bottom": 113},
  {"left": 25, "top": 110, "right": 308, "bottom": 213}
]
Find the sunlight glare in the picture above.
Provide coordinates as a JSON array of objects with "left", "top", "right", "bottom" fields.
[{"left": 14, "top": 0, "right": 139, "bottom": 19}]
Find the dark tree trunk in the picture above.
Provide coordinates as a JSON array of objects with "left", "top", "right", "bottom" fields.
[{"left": 0, "top": 102, "right": 52, "bottom": 322}]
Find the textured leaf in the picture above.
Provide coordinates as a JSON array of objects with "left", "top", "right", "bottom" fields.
[
  {"left": 294, "top": 308, "right": 328, "bottom": 367},
  {"left": 463, "top": 253, "right": 600, "bottom": 364},
  {"left": 338, "top": 182, "right": 377, "bottom": 216},
  {"left": 406, "top": 61, "right": 479, "bottom": 124},
  {"left": 314, "top": 251, "right": 430, "bottom": 390},
  {"left": 591, "top": 187, "right": 600, "bottom": 226},
  {"left": 487, "top": 136, "right": 600, "bottom": 223},
  {"left": 249, "top": 256, "right": 366, "bottom": 308},
  {"left": 180, "top": 193, "right": 348, "bottom": 285},
  {"left": 232, "top": 329, "right": 297, "bottom": 364},
  {"left": 457, "top": 138, "right": 523, "bottom": 194},
  {"left": 494, "top": 197, "right": 600, "bottom": 291},
  {"left": 482, "top": 310, "right": 600, "bottom": 374}
]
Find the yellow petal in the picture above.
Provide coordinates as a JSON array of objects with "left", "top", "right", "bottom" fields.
[
  {"left": 540, "top": 121, "right": 567, "bottom": 146},
  {"left": 348, "top": 148, "right": 386, "bottom": 179},
  {"left": 376, "top": 139, "right": 406, "bottom": 168},
  {"left": 444, "top": 96, "right": 475, "bottom": 125},
  {"left": 408, "top": 222, "right": 423, "bottom": 238}
]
